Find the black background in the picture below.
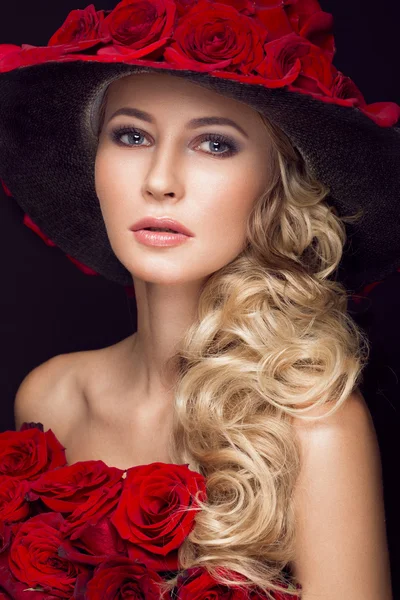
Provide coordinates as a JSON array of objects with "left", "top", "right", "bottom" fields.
[{"left": 0, "top": 1, "right": 399, "bottom": 595}]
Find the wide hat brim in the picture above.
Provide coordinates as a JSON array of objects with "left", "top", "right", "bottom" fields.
[{"left": 0, "top": 59, "right": 399, "bottom": 292}]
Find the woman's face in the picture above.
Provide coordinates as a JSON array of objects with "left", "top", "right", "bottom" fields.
[{"left": 95, "top": 72, "right": 273, "bottom": 285}]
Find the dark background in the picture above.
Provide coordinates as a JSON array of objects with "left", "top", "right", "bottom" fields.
[{"left": 0, "top": 0, "right": 399, "bottom": 595}]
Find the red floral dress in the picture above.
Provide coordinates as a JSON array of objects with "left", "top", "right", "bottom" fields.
[{"left": 0, "top": 422, "right": 300, "bottom": 599}]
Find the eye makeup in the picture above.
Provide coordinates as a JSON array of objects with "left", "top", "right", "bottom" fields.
[{"left": 109, "top": 125, "right": 240, "bottom": 159}]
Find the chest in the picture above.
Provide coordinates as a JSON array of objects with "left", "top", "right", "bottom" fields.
[
  {"left": 60, "top": 343, "right": 176, "bottom": 470},
  {"left": 61, "top": 401, "right": 174, "bottom": 471}
]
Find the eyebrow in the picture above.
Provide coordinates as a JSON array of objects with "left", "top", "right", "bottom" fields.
[{"left": 107, "top": 107, "right": 249, "bottom": 139}]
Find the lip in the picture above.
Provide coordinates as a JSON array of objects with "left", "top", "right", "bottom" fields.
[{"left": 130, "top": 216, "right": 194, "bottom": 237}]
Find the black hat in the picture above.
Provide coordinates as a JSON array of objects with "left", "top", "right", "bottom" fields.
[{"left": 0, "top": 0, "right": 399, "bottom": 293}]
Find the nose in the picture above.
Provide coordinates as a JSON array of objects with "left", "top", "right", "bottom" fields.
[{"left": 141, "top": 142, "right": 184, "bottom": 203}]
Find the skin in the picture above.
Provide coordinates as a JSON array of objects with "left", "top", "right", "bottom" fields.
[{"left": 95, "top": 72, "right": 273, "bottom": 405}]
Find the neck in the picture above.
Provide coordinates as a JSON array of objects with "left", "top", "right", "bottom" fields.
[{"left": 126, "top": 277, "right": 206, "bottom": 403}]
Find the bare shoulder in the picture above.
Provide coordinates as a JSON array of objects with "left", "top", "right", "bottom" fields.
[
  {"left": 14, "top": 351, "right": 89, "bottom": 435},
  {"left": 291, "top": 387, "right": 374, "bottom": 439},
  {"left": 289, "top": 390, "right": 392, "bottom": 597},
  {"left": 14, "top": 334, "right": 136, "bottom": 435},
  {"left": 290, "top": 388, "right": 381, "bottom": 512}
]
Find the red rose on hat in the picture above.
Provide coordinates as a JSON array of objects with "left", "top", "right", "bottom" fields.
[
  {"left": 295, "top": 10, "right": 334, "bottom": 57},
  {"left": 9, "top": 512, "right": 89, "bottom": 597},
  {"left": 327, "top": 70, "right": 400, "bottom": 127},
  {"left": 28, "top": 460, "right": 125, "bottom": 513},
  {"left": 257, "top": 33, "right": 336, "bottom": 95},
  {"left": 111, "top": 462, "right": 206, "bottom": 571},
  {"left": 0, "top": 44, "right": 66, "bottom": 72},
  {"left": 85, "top": 557, "right": 164, "bottom": 599},
  {"left": 0, "top": 423, "right": 66, "bottom": 481},
  {"left": 284, "top": 0, "right": 335, "bottom": 56},
  {"left": 252, "top": 0, "right": 293, "bottom": 42},
  {"left": 0, "top": 44, "right": 22, "bottom": 72},
  {"left": 163, "top": 0, "right": 267, "bottom": 73},
  {"left": 98, "top": 0, "right": 177, "bottom": 60},
  {"left": 48, "top": 4, "right": 108, "bottom": 51},
  {"left": 330, "top": 71, "right": 365, "bottom": 105}
]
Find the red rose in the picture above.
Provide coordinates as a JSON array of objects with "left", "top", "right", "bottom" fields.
[
  {"left": 98, "top": 0, "right": 176, "bottom": 60},
  {"left": 8, "top": 512, "right": 89, "bottom": 598},
  {"left": 253, "top": 1, "right": 293, "bottom": 42},
  {"left": 0, "top": 477, "right": 30, "bottom": 524},
  {"left": 175, "top": 567, "right": 249, "bottom": 599},
  {"left": 250, "top": 32, "right": 301, "bottom": 87},
  {"left": 61, "top": 478, "right": 124, "bottom": 540},
  {"left": 175, "top": 566, "right": 297, "bottom": 599},
  {"left": 58, "top": 516, "right": 128, "bottom": 567},
  {"left": 0, "top": 44, "right": 22, "bottom": 72},
  {"left": 0, "top": 44, "right": 68, "bottom": 72},
  {"left": 85, "top": 557, "right": 164, "bottom": 599},
  {"left": 0, "top": 551, "right": 61, "bottom": 600},
  {"left": 295, "top": 10, "right": 335, "bottom": 58},
  {"left": 210, "top": 0, "right": 256, "bottom": 16},
  {"left": 256, "top": 33, "right": 335, "bottom": 94},
  {"left": 0, "top": 521, "right": 13, "bottom": 554},
  {"left": 330, "top": 71, "right": 365, "bottom": 106},
  {"left": 360, "top": 101, "right": 400, "bottom": 128},
  {"left": 0, "top": 44, "right": 21, "bottom": 59},
  {"left": 284, "top": 0, "right": 324, "bottom": 33},
  {"left": 48, "top": 4, "right": 107, "bottom": 51},
  {"left": 111, "top": 462, "right": 206, "bottom": 571},
  {"left": 176, "top": 0, "right": 256, "bottom": 19},
  {"left": 175, "top": 0, "right": 203, "bottom": 18},
  {"left": 252, "top": 1, "right": 335, "bottom": 57},
  {"left": 0, "top": 423, "right": 66, "bottom": 481},
  {"left": 28, "top": 460, "right": 125, "bottom": 512},
  {"left": 163, "top": 0, "right": 267, "bottom": 73},
  {"left": 0, "top": 546, "right": 62, "bottom": 599}
]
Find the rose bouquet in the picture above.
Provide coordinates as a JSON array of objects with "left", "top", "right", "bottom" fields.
[{"left": 0, "top": 422, "right": 299, "bottom": 598}]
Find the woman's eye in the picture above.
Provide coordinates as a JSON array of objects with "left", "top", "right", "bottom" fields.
[
  {"left": 110, "top": 126, "right": 238, "bottom": 158},
  {"left": 111, "top": 127, "right": 150, "bottom": 147},
  {"left": 194, "top": 134, "right": 237, "bottom": 158}
]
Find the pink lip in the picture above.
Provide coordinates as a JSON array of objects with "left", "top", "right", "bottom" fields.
[
  {"left": 130, "top": 216, "right": 194, "bottom": 237},
  {"left": 132, "top": 229, "right": 191, "bottom": 247}
]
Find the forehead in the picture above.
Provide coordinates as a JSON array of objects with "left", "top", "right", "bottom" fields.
[{"left": 104, "top": 72, "right": 264, "bottom": 123}]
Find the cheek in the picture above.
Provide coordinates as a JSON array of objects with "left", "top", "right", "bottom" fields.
[
  {"left": 196, "top": 168, "right": 261, "bottom": 254},
  {"left": 94, "top": 149, "right": 134, "bottom": 229}
]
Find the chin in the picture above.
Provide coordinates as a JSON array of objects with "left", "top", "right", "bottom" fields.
[{"left": 124, "top": 265, "right": 195, "bottom": 286}]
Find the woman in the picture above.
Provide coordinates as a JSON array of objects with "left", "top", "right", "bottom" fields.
[{"left": 1, "top": 0, "right": 399, "bottom": 598}]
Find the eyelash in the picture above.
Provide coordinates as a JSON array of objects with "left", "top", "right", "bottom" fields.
[{"left": 109, "top": 126, "right": 239, "bottom": 159}]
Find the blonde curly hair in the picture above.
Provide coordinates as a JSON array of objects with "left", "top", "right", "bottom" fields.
[{"left": 96, "top": 86, "right": 369, "bottom": 599}]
